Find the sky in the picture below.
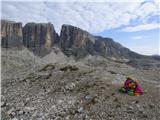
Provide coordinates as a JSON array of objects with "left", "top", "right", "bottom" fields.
[{"left": 1, "top": 0, "right": 160, "bottom": 55}]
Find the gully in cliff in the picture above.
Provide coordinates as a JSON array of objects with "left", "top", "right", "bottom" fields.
[{"left": 119, "top": 77, "right": 143, "bottom": 96}]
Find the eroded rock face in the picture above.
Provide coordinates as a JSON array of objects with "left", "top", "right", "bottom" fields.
[
  {"left": 94, "top": 36, "right": 131, "bottom": 59},
  {"left": 60, "top": 24, "right": 95, "bottom": 58},
  {"left": 1, "top": 19, "right": 159, "bottom": 67},
  {"left": 1, "top": 19, "right": 23, "bottom": 48},
  {"left": 94, "top": 36, "right": 151, "bottom": 61},
  {"left": 23, "top": 22, "right": 58, "bottom": 49},
  {"left": 59, "top": 25, "right": 153, "bottom": 61},
  {"left": 22, "top": 22, "right": 59, "bottom": 56}
]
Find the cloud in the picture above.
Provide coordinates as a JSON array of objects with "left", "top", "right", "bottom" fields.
[
  {"left": 121, "top": 23, "right": 160, "bottom": 32},
  {"left": 129, "top": 45, "right": 160, "bottom": 55},
  {"left": 1, "top": 1, "right": 159, "bottom": 34},
  {"left": 0, "top": 0, "right": 147, "bottom": 2},
  {"left": 133, "top": 1, "right": 159, "bottom": 20},
  {"left": 131, "top": 36, "right": 145, "bottom": 40}
]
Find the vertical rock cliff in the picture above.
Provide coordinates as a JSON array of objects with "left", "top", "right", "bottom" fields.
[
  {"left": 1, "top": 20, "right": 23, "bottom": 48},
  {"left": 22, "top": 22, "right": 59, "bottom": 56},
  {"left": 60, "top": 24, "right": 95, "bottom": 58}
]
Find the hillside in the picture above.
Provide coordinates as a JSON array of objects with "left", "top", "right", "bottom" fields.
[{"left": 1, "top": 49, "right": 160, "bottom": 120}]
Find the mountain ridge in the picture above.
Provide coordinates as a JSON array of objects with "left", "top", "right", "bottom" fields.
[{"left": 1, "top": 19, "right": 160, "bottom": 68}]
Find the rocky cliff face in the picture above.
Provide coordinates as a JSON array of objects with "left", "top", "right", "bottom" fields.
[
  {"left": 23, "top": 22, "right": 58, "bottom": 49},
  {"left": 94, "top": 36, "right": 155, "bottom": 61},
  {"left": 1, "top": 20, "right": 23, "bottom": 48},
  {"left": 59, "top": 25, "right": 140, "bottom": 60},
  {"left": 60, "top": 24, "right": 95, "bottom": 58},
  {"left": 1, "top": 19, "right": 159, "bottom": 66},
  {"left": 94, "top": 36, "right": 131, "bottom": 59},
  {"left": 59, "top": 25, "right": 160, "bottom": 66},
  {"left": 22, "top": 22, "right": 59, "bottom": 56},
  {"left": 1, "top": 20, "right": 60, "bottom": 56}
]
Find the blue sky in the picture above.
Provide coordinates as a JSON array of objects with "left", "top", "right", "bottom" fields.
[{"left": 1, "top": 0, "right": 160, "bottom": 55}]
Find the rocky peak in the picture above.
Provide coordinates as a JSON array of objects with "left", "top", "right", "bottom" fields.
[
  {"left": 1, "top": 19, "right": 23, "bottom": 48},
  {"left": 23, "top": 22, "right": 58, "bottom": 49},
  {"left": 60, "top": 24, "right": 95, "bottom": 58},
  {"left": 22, "top": 22, "right": 59, "bottom": 56}
]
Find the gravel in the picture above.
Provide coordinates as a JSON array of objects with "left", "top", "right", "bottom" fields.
[{"left": 1, "top": 49, "right": 160, "bottom": 120}]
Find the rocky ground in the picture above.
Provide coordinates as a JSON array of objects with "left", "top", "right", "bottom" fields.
[{"left": 1, "top": 49, "right": 160, "bottom": 120}]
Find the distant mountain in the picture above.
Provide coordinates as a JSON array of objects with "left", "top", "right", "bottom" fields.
[{"left": 1, "top": 19, "right": 160, "bottom": 68}]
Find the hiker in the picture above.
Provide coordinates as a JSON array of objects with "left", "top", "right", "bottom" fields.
[{"left": 120, "top": 77, "right": 143, "bottom": 96}]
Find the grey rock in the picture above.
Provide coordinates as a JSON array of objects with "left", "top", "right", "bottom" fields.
[
  {"left": 1, "top": 101, "right": 6, "bottom": 107},
  {"left": 94, "top": 36, "right": 130, "bottom": 59},
  {"left": 1, "top": 19, "right": 23, "bottom": 48},
  {"left": 84, "top": 95, "right": 93, "bottom": 100},
  {"left": 18, "top": 110, "right": 25, "bottom": 115},
  {"left": 77, "top": 107, "right": 84, "bottom": 113},
  {"left": 23, "top": 22, "right": 59, "bottom": 56},
  {"left": 7, "top": 108, "right": 16, "bottom": 117},
  {"left": 60, "top": 24, "right": 95, "bottom": 58},
  {"left": 7, "top": 108, "right": 14, "bottom": 115},
  {"left": 12, "top": 118, "right": 18, "bottom": 120},
  {"left": 24, "top": 107, "right": 35, "bottom": 112}
]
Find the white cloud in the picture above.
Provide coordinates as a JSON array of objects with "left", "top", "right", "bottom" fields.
[
  {"left": 2, "top": 1, "right": 159, "bottom": 34},
  {"left": 129, "top": 45, "right": 160, "bottom": 55},
  {"left": 134, "top": 2, "right": 158, "bottom": 18},
  {"left": 132, "top": 36, "right": 145, "bottom": 40},
  {"left": 1, "top": 0, "right": 147, "bottom": 2},
  {"left": 1, "top": 1, "right": 159, "bottom": 33},
  {"left": 121, "top": 23, "right": 160, "bottom": 32}
]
